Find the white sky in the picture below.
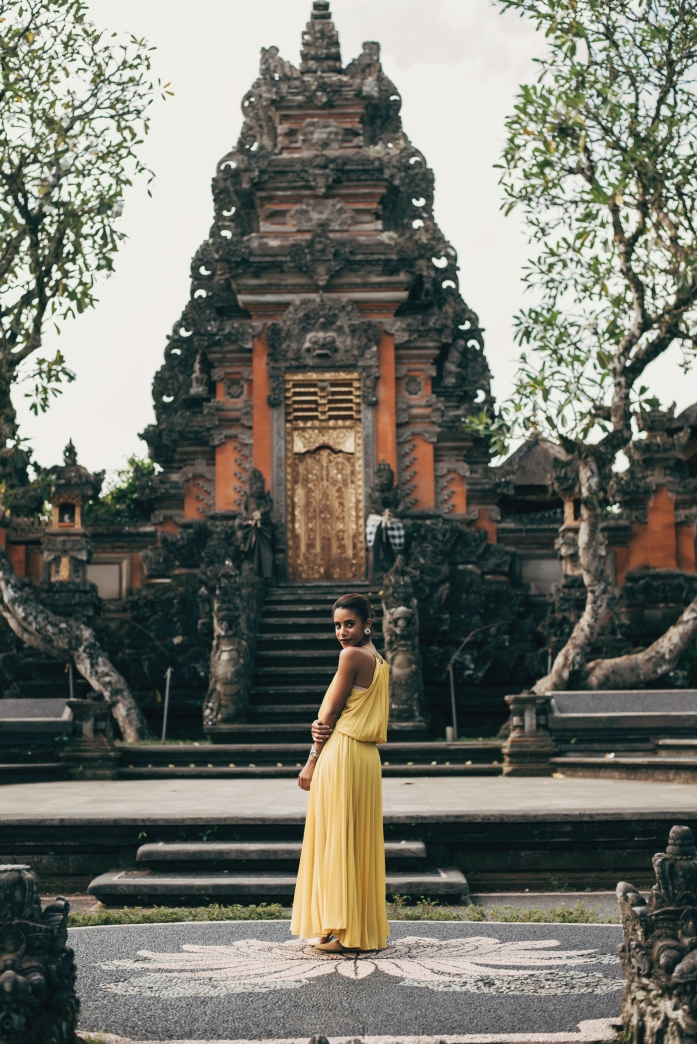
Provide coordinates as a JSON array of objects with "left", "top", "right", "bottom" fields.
[{"left": 15, "top": 0, "right": 696, "bottom": 479}]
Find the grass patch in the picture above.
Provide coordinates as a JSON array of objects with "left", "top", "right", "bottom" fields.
[
  {"left": 386, "top": 896, "right": 616, "bottom": 923},
  {"left": 68, "top": 902, "right": 287, "bottom": 927},
  {"left": 68, "top": 898, "right": 617, "bottom": 928}
]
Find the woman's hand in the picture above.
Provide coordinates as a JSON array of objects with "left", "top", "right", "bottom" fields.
[
  {"left": 298, "top": 758, "right": 315, "bottom": 791},
  {"left": 311, "top": 719, "right": 332, "bottom": 744}
]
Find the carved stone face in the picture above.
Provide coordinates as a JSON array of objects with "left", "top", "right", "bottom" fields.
[
  {"left": 389, "top": 606, "right": 415, "bottom": 636},
  {"left": 302, "top": 321, "right": 339, "bottom": 361},
  {"left": 375, "top": 462, "right": 395, "bottom": 493}
]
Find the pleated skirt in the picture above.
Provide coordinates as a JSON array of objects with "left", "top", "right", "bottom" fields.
[{"left": 290, "top": 729, "right": 389, "bottom": 950}]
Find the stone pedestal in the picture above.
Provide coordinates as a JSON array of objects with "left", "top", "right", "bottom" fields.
[
  {"left": 59, "top": 696, "right": 119, "bottom": 780},
  {"left": 503, "top": 693, "right": 558, "bottom": 776},
  {"left": 0, "top": 863, "right": 79, "bottom": 1043}
]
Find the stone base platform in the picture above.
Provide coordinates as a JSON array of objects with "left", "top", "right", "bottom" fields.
[{"left": 3, "top": 776, "right": 697, "bottom": 893}]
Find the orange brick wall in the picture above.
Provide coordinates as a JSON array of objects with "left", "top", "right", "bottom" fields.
[
  {"left": 677, "top": 524, "right": 697, "bottom": 572},
  {"left": 252, "top": 330, "right": 272, "bottom": 490},
  {"left": 184, "top": 478, "right": 208, "bottom": 521},
  {"left": 376, "top": 331, "right": 398, "bottom": 475},
  {"left": 216, "top": 437, "right": 243, "bottom": 512},
  {"left": 472, "top": 508, "right": 497, "bottom": 544},
  {"left": 7, "top": 543, "right": 26, "bottom": 577},
  {"left": 410, "top": 435, "right": 435, "bottom": 510}
]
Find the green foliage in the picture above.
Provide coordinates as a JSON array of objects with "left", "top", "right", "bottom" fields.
[
  {"left": 386, "top": 896, "right": 611, "bottom": 922},
  {"left": 0, "top": 0, "right": 170, "bottom": 417},
  {"left": 476, "top": 0, "right": 697, "bottom": 461},
  {"left": 85, "top": 455, "right": 155, "bottom": 522},
  {"left": 67, "top": 902, "right": 287, "bottom": 927}
]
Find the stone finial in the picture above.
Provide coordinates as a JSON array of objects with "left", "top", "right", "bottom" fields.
[
  {"left": 63, "top": 439, "right": 78, "bottom": 466},
  {"left": 300, "top": 1, "right": 342, "bottom": 74},
  {"left": 618, "top": 825, "right": 697, "bottom": 1044},
  {"left": 0, "top": 864, "right": 79, "bottom": 1041}
]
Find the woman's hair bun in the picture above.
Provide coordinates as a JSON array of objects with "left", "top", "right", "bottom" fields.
[{"left": 333, "top": 593, "right": 373, "bottom": 623}]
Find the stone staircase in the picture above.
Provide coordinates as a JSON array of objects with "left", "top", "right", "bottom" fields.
[
  {"left": 116, "top": 580, "right": 504, "bottom": 777},
  {"left": 88, "top": 839, "right": 469, "bottom": 905}
]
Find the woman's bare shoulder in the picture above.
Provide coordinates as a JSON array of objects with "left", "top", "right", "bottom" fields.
[{"left": 338, "top": 646, "right": 370, "bottom": 666}]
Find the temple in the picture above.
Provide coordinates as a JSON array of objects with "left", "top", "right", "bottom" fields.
[{"left": 1, "top": 2, "right": 696, "bottom": 740}]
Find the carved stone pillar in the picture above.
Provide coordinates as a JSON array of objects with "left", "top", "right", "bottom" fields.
[
  {"left": 0, "top": 863, "right": 79, "bottom": 1042},
  {"left": 618, "top": 825, "right": 697, "bottom": 1044},
  {"left": 502, "top": 692, "right": 557, "bottom": 776},
  {"left": 59, "top": 696, "right": 119, "bottom": 780},
  {"left": 381, "top": 555, "right": 427, "bottom": 729}
]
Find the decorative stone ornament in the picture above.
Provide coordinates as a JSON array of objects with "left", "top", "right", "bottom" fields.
[
  {"left": 0, "top": 864, "right": 79, "bottom": 1044},
  {"left": 43, "top": 441, "right": 103, "bottom": 584},
  {"left": 502, "top": 692, "right": 557, "bottom": 776},
  {"left": 617, "top": 825, "right": 697, "bottom": 1044}
]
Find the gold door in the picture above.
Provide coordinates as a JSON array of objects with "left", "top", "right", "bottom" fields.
[{"left": 286, "top": 373, "right": 365, "bottom": 581}]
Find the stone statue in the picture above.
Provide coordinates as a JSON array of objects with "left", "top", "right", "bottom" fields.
[
  {"left": 618, "top": 825, "right": 697, "bottom": 1044},
  {"left": 366, "top": 462, "right": 405, "bottom": 582},
  {"left": 238, "top": 468, "right": 274, "bottom": 578},
  {"left": 381, "top": 555, "right": 426, "bottom": 723},
  {"left": 0, "top": 863, "right": 79, "bottom": 1043}
]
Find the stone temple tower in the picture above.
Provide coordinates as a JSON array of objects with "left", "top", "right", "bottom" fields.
[{"left": 143, "top": 1, "right": 494, "bottom": 581}]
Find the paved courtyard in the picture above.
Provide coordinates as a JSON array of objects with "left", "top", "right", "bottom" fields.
[
  {"left": 2, "top": 775, "right": 697, "bottom": 822},
  {"left": 71, "top": 919, "right": 623, "bottom": 1043}
]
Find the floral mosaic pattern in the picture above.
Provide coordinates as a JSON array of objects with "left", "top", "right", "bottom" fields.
[{"left": 99, "top": 935, "right": 624, "bottom": 997}]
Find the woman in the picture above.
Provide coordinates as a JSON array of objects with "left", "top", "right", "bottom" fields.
[{"left": 290, "top": 593, "right": 389, "bottom": 952}]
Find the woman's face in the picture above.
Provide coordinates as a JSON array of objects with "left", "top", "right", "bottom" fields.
[{"left": 334, "top": 608, "right": 371, "bottom": 648}]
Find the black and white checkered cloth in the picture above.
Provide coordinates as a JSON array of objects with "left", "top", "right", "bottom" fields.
[{"left": 366, "top": 512, "right": 405, "bottom": 551}]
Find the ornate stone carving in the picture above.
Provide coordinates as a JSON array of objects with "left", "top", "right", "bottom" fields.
[
  {"left": 299, "top": 118, "right": 345, "bottom": 152},
  {"left": 265, "top": 299, "right": 380, "bottom": 407},
  {"left": 291, "top": 199, "right": 353, "bottom": 231},
  {"left": 617, "top": 825, "right": 697, "bottom": 1044},
  {"left": 0, "top": 863, "right": 79, "bottom": 1043},
  {"left": 368, "top": 461, "right": 404, "bottom": 515},
  {"left": 381, "top": 555, "right": 426, "bottom": 723}
]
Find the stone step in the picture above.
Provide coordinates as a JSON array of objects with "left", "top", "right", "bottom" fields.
[
  {"left": 250, "top": 685, "right": 328, "bottom": 700},
  {"left": 254, "top": 651, "right": 342, "bottom": 665},
  {"left": 88, "top": 866, "right": 469, "bottom": 902},
  {"left": 117, "top": 740, "right": 501, "bottom": 768},
  {"left": 204, "top": 721, "right": 432, "bottom": 744},
  {"left": 118, "top": 763, "right": 502, "bottom": 778},
  {"left": 251, "top": 667, "right": 336, "bottom": 683},
  {"left": 136, "top": 840, "right": 427, "bottom": 864},
  {"left": 248, "top": 704, "right": 320, "bottom": 721}
]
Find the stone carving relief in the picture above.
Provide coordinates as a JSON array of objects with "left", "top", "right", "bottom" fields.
[
  {"left": 0, "top": 864, "right": 79, "bottom": 1043},
  {"left": 299, "top": 118, "right": 345, "bottom": 151},
  {"left": 382, "top": 555, "right": 426, "bottom": 723},
  {"left": 265, "top": 298, "right": 380, "bottom": 407},
  {"left": 290, "top": 199, "right": 353, "bottom": 231},
  {"left": 618, "top": 825, "right": 697, "bottom": 1044}
]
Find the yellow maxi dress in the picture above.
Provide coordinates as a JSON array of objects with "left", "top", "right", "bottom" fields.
[{"left": 291, "top": 655, "right": 390, "bottom": 950}]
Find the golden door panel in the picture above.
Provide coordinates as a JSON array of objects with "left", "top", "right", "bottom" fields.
[{"left": 285, "top": 373, "right": 365, "bottom": 581}]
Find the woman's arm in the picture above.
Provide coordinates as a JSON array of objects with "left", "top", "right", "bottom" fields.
[{"left": 298, "top": 648, "right": 361, "bottom": 791}]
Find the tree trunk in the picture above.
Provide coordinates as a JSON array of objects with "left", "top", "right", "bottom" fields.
[
  {"left": 582, "top": 594, "right": 697, "bottom": 689},
  {"left": 0, "top": 546, "right": 148, "bottom": 741},
  {"left": 534, "top": 457, "right": 613, "bottom": 694}
]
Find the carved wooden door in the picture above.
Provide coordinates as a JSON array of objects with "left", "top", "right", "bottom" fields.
[{"left": 286, "top": 373, "right": 365, "bottom": 580}]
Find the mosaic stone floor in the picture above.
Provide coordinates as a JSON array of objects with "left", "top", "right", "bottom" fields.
[{"left": 71, "top": 920, "right": 625, "bottom": 1042}]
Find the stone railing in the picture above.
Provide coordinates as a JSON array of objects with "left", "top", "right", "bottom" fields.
[{"left": 502, "top": 692, "right": 558, "bottom": 776}]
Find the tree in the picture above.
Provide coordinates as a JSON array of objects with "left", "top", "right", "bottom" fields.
[
  {"left": 0, "top": 0, "right": 170, "bottom": 481},
  {"left": 0, "top": 0, "right": 169, "bottom": 737},
  {"left": 472, "top": 0, "right": 697, "bottom": 692}
]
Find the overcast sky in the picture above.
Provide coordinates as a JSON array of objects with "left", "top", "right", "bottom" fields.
[{"left": 15, "top": 0, "right": 696, "bottom": 479}]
